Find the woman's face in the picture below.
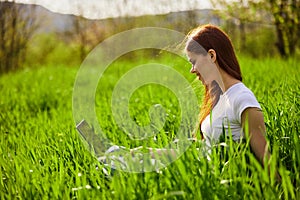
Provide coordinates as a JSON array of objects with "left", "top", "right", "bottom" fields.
[{"left": 186, "top": 51, "right": 214, "bottom": 85}]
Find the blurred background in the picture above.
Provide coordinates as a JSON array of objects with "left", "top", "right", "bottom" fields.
[{"left": 0, "top": 0, "right": 299, "bottom": 74}]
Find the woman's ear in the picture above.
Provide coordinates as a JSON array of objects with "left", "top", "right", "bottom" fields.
[{"left": 208, "top": 49, "right": 217, "bottom": 63}]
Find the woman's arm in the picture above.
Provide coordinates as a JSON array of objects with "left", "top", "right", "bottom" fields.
[
  {"left": 241, "top": 107, "right": 269, "bottom": 165},
  {"left": 241, "top": 107, "right": 281, "bottom": 182}
]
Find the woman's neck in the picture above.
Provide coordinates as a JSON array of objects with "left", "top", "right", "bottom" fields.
[{"left": 218, "top": 66, "right": 241, "bottom": 92}]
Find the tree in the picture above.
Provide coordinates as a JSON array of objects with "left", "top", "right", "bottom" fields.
[
  {"left": 268, "top": 0, "right": 300, "bottom": 57},
  {"left": 210, "top": 0, "right": 269, "bottom": 51},
  {"left": 67, "top": 1, "right": 106, "bottom": 63},
  {"left": 211, "top": 0, "right": 300, "bottom": 57},
  {"left": 0, "top": 0, "right": 39, "bottom": 74}
]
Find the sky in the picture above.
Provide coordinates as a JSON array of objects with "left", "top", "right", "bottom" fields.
[{"left": 3, "top": 0, "right": 214, "bottom": 19}]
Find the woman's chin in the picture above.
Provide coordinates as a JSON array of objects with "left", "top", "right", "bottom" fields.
[{"left": 198, "top": 76, "right": 205, "bottom": 84}]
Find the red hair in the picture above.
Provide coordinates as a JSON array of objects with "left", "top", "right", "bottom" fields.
[{"left": 185, "top": 24, "right": 242, "bottom": 138}]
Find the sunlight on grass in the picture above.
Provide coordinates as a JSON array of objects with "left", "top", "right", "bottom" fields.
[{"left": 0, "top": 55, "right": 299, "bottom": 199}]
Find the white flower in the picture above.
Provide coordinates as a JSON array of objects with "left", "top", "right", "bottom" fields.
[{"left": 85, "top": 185, "right": 92, "bottom": 189}]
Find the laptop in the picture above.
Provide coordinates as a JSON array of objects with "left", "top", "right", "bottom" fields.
[
  {"left": 76, "top": 119, "right": 109, "bottom": 157},
  {"left": 76, "top": 119, "right": 129, "bottom": 171}
]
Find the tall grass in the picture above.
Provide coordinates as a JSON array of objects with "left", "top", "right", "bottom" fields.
[{"left": 0, "top": 54, "right": 299, "bottom": 199}]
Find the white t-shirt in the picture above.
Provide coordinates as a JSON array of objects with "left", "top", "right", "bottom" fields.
[{"left": 201, "top": 82, "right": 261, "bottom": 148}]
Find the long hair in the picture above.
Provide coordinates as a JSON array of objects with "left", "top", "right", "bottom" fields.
[{"left": 185, "top": 24, "right": 242, "bottom": 137}]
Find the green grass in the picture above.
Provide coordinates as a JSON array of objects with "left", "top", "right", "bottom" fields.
[{"left": 0, "top": 54, "right": 299, "bottom": 199}]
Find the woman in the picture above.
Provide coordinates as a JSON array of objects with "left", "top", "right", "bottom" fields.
[
  {"left": 185, "top": 24, "right": 269, "bottom": 166},
  {"left": 98, "top": 24, "right": 273, "bottom": 173}
]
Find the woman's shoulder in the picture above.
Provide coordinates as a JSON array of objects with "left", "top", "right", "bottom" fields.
[
  {"left": 226, "top": 82, "right": 261, "bottom": 121},
  {"left": 226, "top": 82, "right": 256, "bottom": 99}
]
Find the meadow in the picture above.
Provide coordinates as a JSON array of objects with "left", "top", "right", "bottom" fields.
[{"left": 0, "top": 53, "right": 299, "bottom": 199}]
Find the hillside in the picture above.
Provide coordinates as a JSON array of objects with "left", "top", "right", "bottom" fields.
[{"left": 24, "top": 3, "right": 220, "bottom": 34}]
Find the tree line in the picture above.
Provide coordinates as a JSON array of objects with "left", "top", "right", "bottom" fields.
[
  {"left": 211, "top": 0, "right": 300, "bottom": 57},
  {"left": 0, "top": 1, "right": 39, "bottom": 74},
  {"left": 0, "top": 0, "right": 299, "bottom": 74}
]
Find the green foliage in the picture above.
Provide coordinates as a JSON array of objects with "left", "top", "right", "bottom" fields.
[
  {"left": 0, "top": 1, "right": 39, "bottom": 74},
  {"left": 239, "top": 25, "right": 279, "bottom": 57},
  {"left": 268, "top": 0, "right": 300, "bottom": 57},
  {"left": 211, "top": 0, "right": 300, "bottom": 57},
  {"left": 0, "top": 55, "right": 299, "bottom": 199},
  {"left": 26, "top": 33, "right": 81, "bottom": 68}
]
